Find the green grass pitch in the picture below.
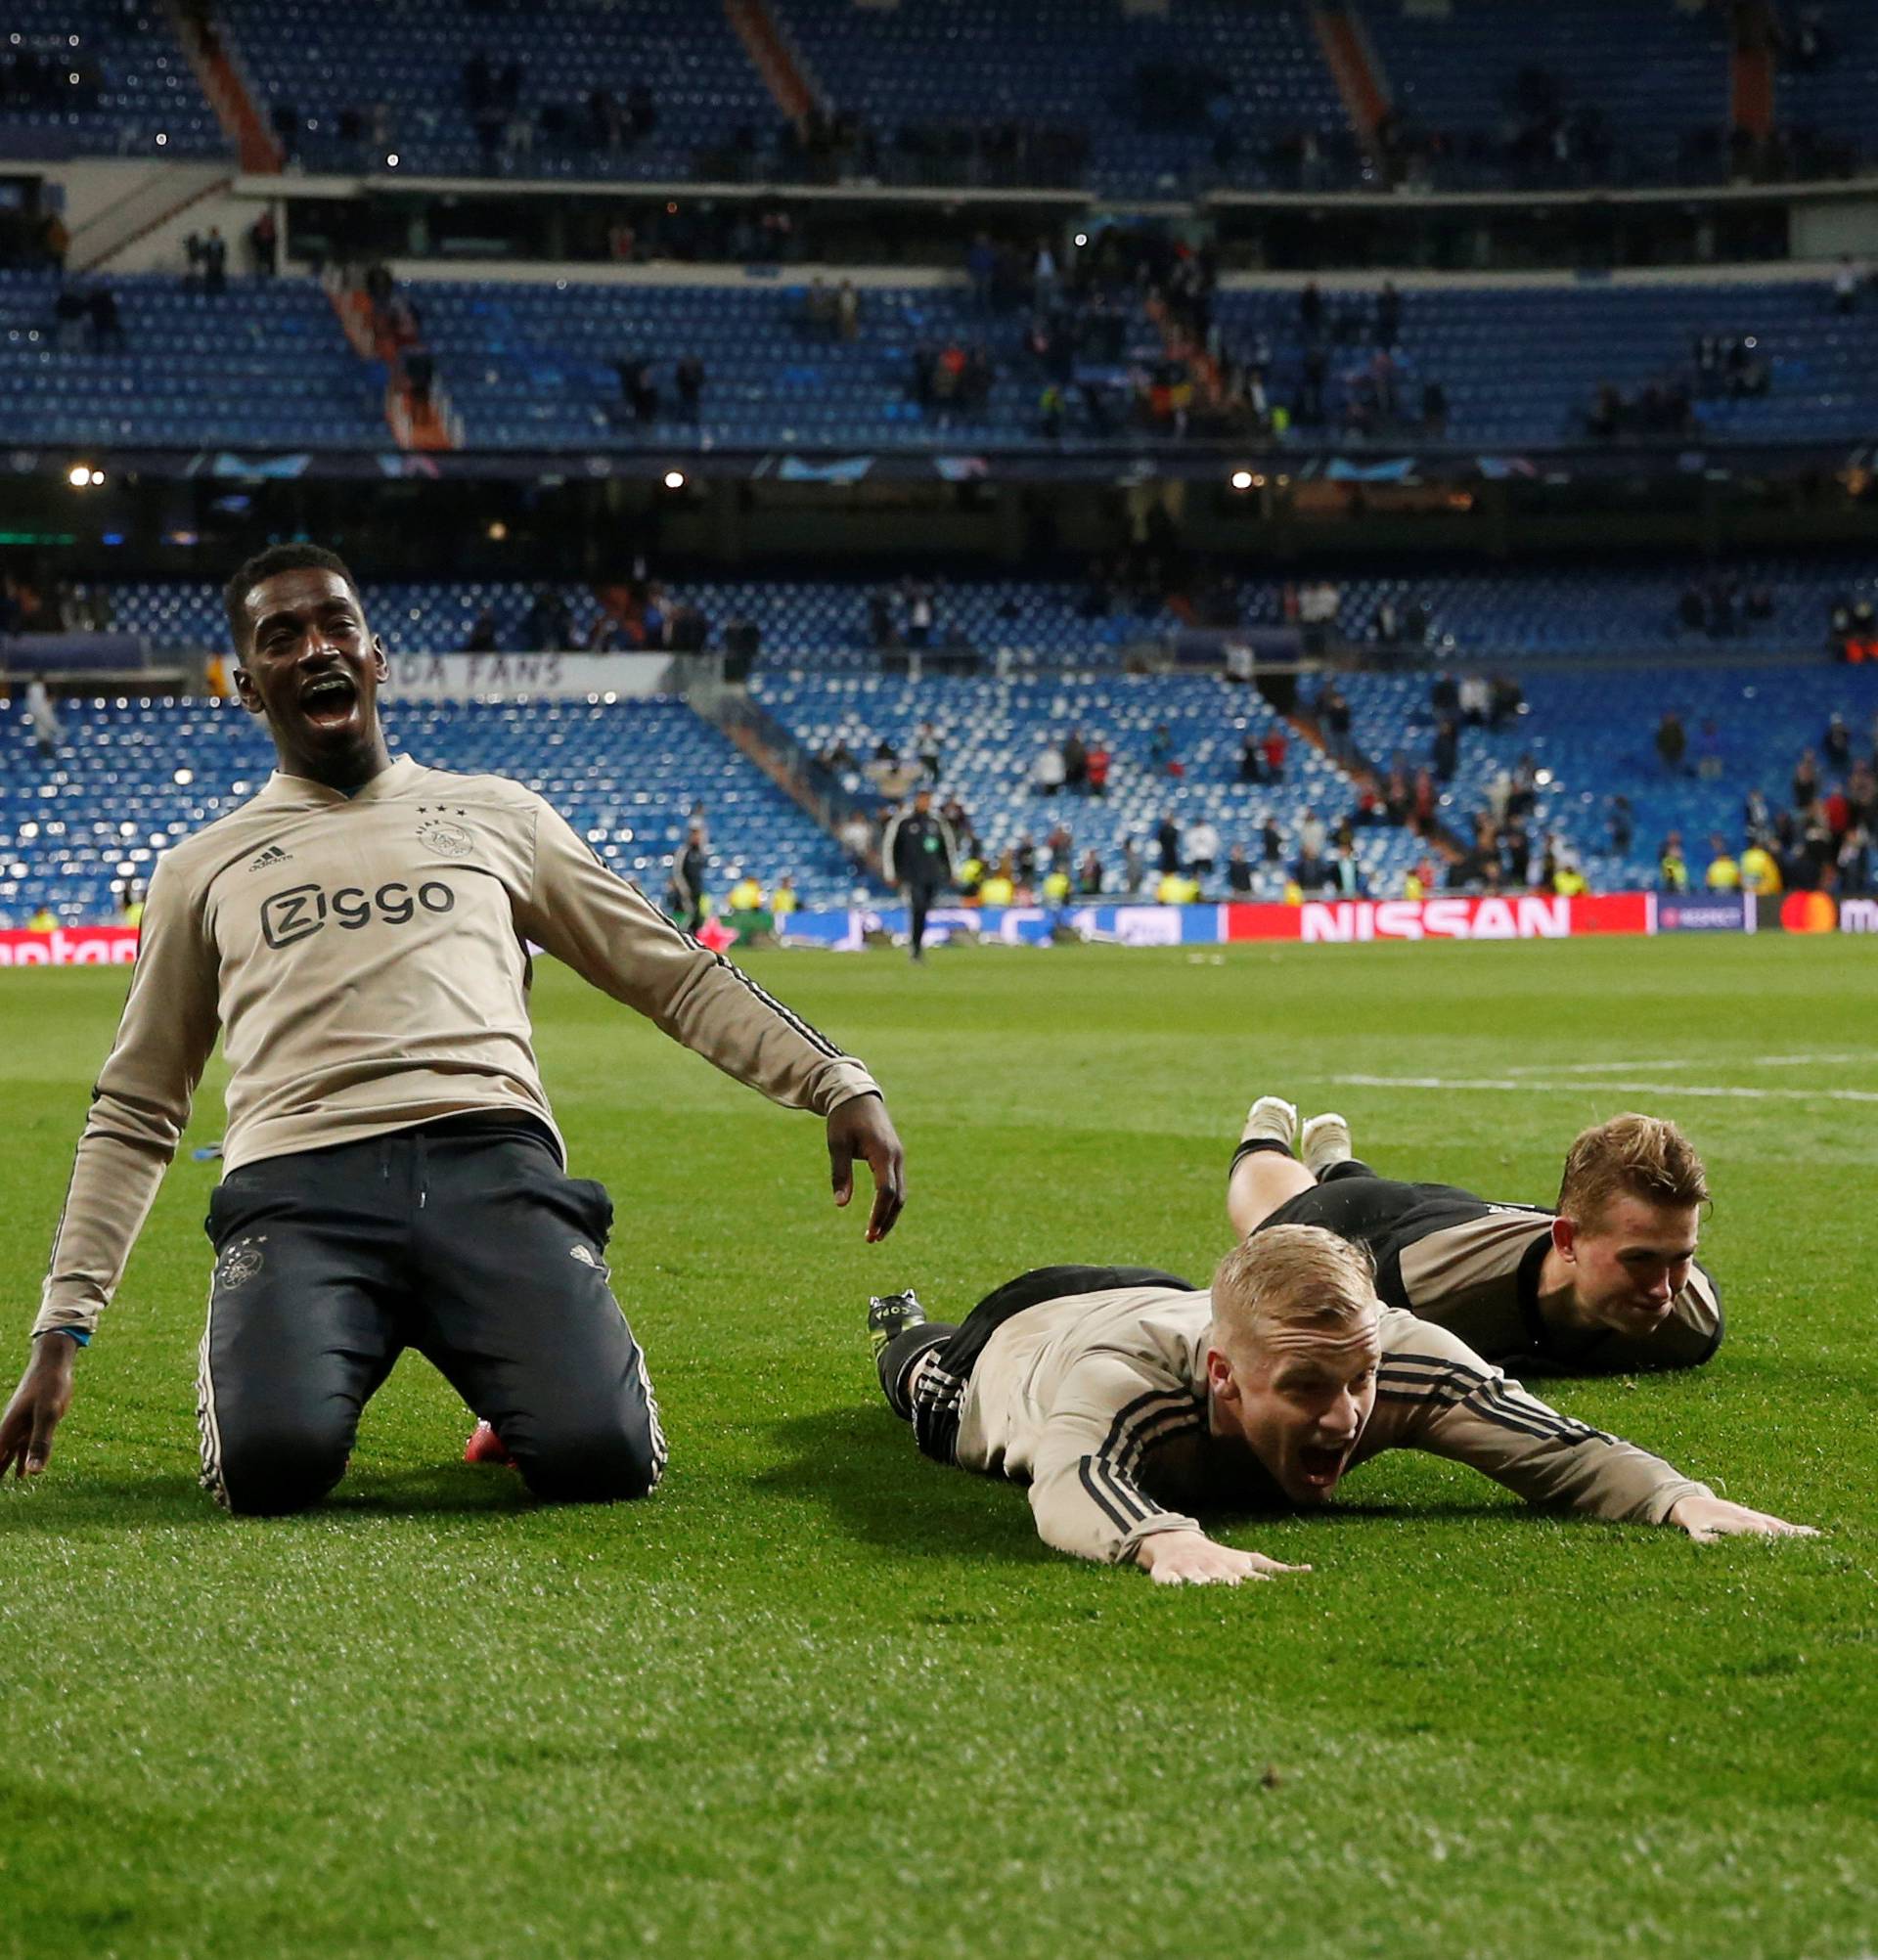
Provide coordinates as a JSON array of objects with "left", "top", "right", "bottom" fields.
[{"left": 2, "top": 936, "right": 1874, "bottom": 1960}]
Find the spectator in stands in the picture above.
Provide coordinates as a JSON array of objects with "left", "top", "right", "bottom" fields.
[
  {"left": 1297, "top": 807, "right": 1327, "bottom": 863},
  {"left": 24, "top": 674, "right": 62, "bottom": 758},
  {"left": 915, "top": 722, "right": 942, "bottom": 781},
  {"left": 521, "top": 589, "right": 573, "bottom": 652},
  {"left": 1085, "top": 740, "right": 1111, "bottom": 800},
  {"left": 903, "top": 580, "right": 934, "bottom": 648},
  {"left": 1609, "top": 795, "right": 1635, "bottom": 857},
  {"left": 1740, "top": 835, "right": 1781, "bottom": 896},
  {"left": 202, "top": 228, "right": 227, "bottom": 297},
  {"left": 1237, "top": 732, "right": 1266, "bottom": 786},
  {"left": 1060, "top": 729, "right": 1088, "bottom": 794},
  {"left": 1705, "top": 836, "right": 1741, "bottom": 891},
  {"left": 1121, "top": 836, "right": 1144, "bottom": 897},
  {"left": 1421, "top": 380, "right": 1448, "bottom": 437},
  {"left": 1032, "top": 742, "right": 1065, "bottom": 797},
  {"left": 1823, "top": 714, "right": 1853, "bottom": 769},
  {"left": 50, "top": 284, "right": 85, "bottom": 352},
  {"left": 1793, "top": 747, "right": 1819, "bottom": 809},
  {"left": 1832, "top": 256, "right": 1859, "bottom": 316},
  {"left": 1076, "top": 851, "right": 1103, "bottom": 897},
  {"left": 866, "top": 588, "right": 896, "bottom": 652},
  {"left": 1260, "top": 726, "right": 1287, "bottom": 783},
  {"left": 1375, "top": 281, "right": 1403, "bottom": 349},
  {"left": 1155, "top": 812, "right": 1182, "bottom": 876},
  {"left": 1317, "top": 681, "right": 1354, "bottom": 762},
  {"left": 83, "top": 288, "right": 125, "bottom": 354},
  {"left": 248, "top": 209, "right": 278, "bottom": 279},
  {"left": 1839, "top": 824, "right": 1871, "bottom": 895},
  {"left": 615, "top": 359, "right": 658, "bottom": 424},
  {"left": 675, "top": 356, "right": 705, "bottom": 423},
  {"left": 836, "top": 282, "right": 860, "bottom": 341},
  {"left": 1659, "top": 833, "right": 1689, "bottom": 893},
  {"left": 1014, "top": 833, "right": 1040, "bottom": 892},
  {"left": 1656, "top": 711, "right": 1688, "bottom": 775},
  {"left": 978, "top": 857, "right": 1016, "bottom": 909},
  {"left": 1431, "top": 717, "right": 1459, "bottom": 782},
  {"left": 464, "top": 607, "right": 498, "bottom": 654},
  {"left": 1185, "top": 817, "right": 1221, "bottom": 880}
]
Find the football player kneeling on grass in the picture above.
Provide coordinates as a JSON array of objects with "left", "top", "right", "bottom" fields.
[
  {"left": 2, "top": 545, "right": 906, "bottom": 1515},
  {"left": 866, "top": 1227, "right": 1811, "bottom": 1585}
]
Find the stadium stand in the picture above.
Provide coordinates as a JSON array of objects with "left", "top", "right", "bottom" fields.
[
  {"left": 1337, "top": 662, "right": 1878, "bottom": 892},
  {"left": 0, "top": 269, "right": 384, "bottom": 448},
  {"left": 77, "top": 557, "right": 1878, "bottom": 663},
  {"left": 750, "top": 667, "right": 1425, "bottom": 899},
  {"left": 1772, "top": 0, "right": 1878, "bottom": 179},
  {"left": 1356, "top": 0, "right": 1730, "bottom": 189},
  {"left": 0, "top": 1, "right": 222, "bottom": 161},
  {"left": 217, "top": 0, "right": 775, "bottom": 181},
  {"left": 4, "top": 260, "right": 1874, "bottom": 456},
  {"left": 5, "top": 269, "right": 1853, "bottom": 458},
  {"left": 772, "top": 0, "right": 1353, "bottom": 196},
  {"left": 0, "top": 694, "right": 861, "bottom": 925}
]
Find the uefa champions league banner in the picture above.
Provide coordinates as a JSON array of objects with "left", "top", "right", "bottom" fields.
[{"left": 778, "top": 904, "right": 1228, "bottom": 950}]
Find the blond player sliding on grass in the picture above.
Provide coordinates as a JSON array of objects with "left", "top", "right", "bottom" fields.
[
  {"left": 1225, "top": 1103, "right": 1722, "bottom": 1373},
  {"left": 865, "top": 1228, "right": 1811, "bottom": 1584}
]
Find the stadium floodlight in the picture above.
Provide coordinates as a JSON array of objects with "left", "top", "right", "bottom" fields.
[
  {"left": 67, "top": 464, "right": 104, "bottom": 489},
  {"left": 662, "top": 469, "right": 687, "bottom": 491},
  {"left": 386, "top": 153, "right": 400, "bottom": 167},
  {"left": 1230, "top": 468, "right": 1255, "bottom": 492},
  {"left": 155, "top": 132, "right": 167, "bottom": 147}
]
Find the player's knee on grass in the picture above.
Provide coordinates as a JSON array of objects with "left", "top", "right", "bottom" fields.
[
  {"left": 213, "top": 1417, "right": 351, "bottom": 1516},
  {"left": 511, "top": 1414, "right": 661, "bottom": 1503}
]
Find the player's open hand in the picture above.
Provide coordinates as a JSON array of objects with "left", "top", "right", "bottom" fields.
[
  {"left": 827, "top": 1092, "right": 907, "bottom": 1242},
  {"left": 1136, "top": 1528, "right": 1311, "bottom": 1587},
  {"left": 1668, "top": 1492, "right": 1817, "bottom": 1544},
  {"left": 0, "top": 1336, "right": 77, "bottom": 1481}
]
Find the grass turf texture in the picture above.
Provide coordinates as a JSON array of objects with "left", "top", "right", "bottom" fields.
[{"left": 2, "top": 937, "right": 1875, "bottom": 1960}]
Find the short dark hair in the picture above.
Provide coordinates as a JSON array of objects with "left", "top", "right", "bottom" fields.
[{"left": 222, "top": 543, "right": 364, "bottom": 660}]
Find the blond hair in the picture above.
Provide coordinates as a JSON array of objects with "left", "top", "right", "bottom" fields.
[
  {"left": 1556, "top": 1113, "right": 1710, "bottom": 1226},
  {"left": 1209, "top": 1225, "right": 1379, "bottom": 1358}
]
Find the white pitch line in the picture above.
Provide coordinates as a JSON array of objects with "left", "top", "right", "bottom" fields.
[
  {"left": 1331, "top": 1073, "right": 1878, "bottom": 1104},
  {"left": 1503, "top": 1052, "right": 1877, "bottom": 1076}
]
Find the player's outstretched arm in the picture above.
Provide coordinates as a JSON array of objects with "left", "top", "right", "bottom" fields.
[
  {"left": 827, "top": 1092, "right": 906, "bottom": 1241},
  {"left": 1134, "top": 1529, "right": 1311, "bottom": 1588},
  {"left": 1667, "top": 1492, "right": 1817, "bottom": 1543},
  {"left": 0, "top": 1336, "right": 77, "bottom": 1480}
]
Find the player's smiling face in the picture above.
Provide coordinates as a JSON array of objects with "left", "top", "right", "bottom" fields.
[
  {"left": 234, "top": 567, "right": 390, "bottom": 783},
  {"left": 1210, "top": 1315, "right": 1381, "bottom": 1505},
  {"left": 1557, "top": 1196, "right": 1700, "bottom": 1335}
]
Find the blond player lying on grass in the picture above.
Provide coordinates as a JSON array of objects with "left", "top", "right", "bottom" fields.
[
  {"left": 865, "top": 1227, "right": 1811, "bottom": 1585},
  {"left": 1226, "top": 1104, "right": 1723, "bottom": 1374}
]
